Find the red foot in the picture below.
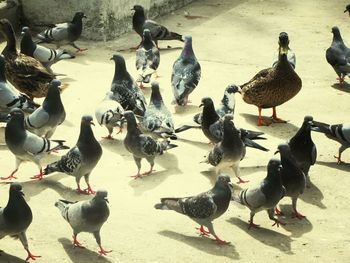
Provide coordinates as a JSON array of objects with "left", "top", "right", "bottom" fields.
[
  {"left": 142, "top": 169, "right": 156, "bottom": 176},
  {"left": 155, "top": 74, "right": 161, "bottom": 79},
  {"left": 1, "top": 171, "right": 18, "bottom": 180},
  {"left": 73, "top": 236, "right": 85, "bottom": 249},
  {"left": 130, "top": 173, "right": 142, "bottom": 179},
  {"left": 275, "top": 207, "right": 284, "bottom": 216},
  {"left": 334, "top": 155, "right": 345, "bottom": 165},
  {"left": 337, "top": 77, "right": 345, "bottom": 84},
  {"left": 292, "top": 209, "right": 305, "bottom": 220},
  {"left": 25, "top": 249, "right": 41, "bottom": 261},
  {"left": 98, "top": 246, "right": 112, "bottom": 256},
  {"left": 257, "top": 117, "right": 271, "bottom": 126},
  {"left": 102, "top": 135, "right": 114, "bottom": 140},
  {"left": 236, "top": 176, "right": 249, "bottom": 184},
  {"left": 196, "top": 225, "right": 210, "bottom": 236},
  {"left": 271, "top": 116, "right": 287, "bottom": 123},
  {"left": 76, "top": 48, "right": 88, "bottom": 53},
  {"left": 116, "top": 127, "right": 123, "bottom": 134},
  {"left": 30, "top": 170, "right": 44, "bottom": 180},
  {"left": 139, "top": 83, "right": 145, "bottom": 89},
  {"left": 83, "top": 186, "right": 96, "bottom": 195},
  {"left": 212, "top": 235, "right": 230, "bottom": 245},
  {"left": 248, "top": 220, "right": 260, "bottom": 230},
  {"left": 272, "top": 219, "right": 286, "bottom": 227}
]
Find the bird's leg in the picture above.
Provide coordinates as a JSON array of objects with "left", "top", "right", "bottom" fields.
[
  {"left": 336, "top": 75, "right": 345, "bottom": 84},
  {"left": 248, "top": 212, "right": 260, "bottom": 229},
  {"left": 116, "top": 127, "right": 123, "bottom": 134},
  {"left": 291, "top": 198, "right": 305, "bottom": 220},
  {"left": 76, "top": 183, "right": 88, "bottom": 195},
  {"left": 93, "top": 231, "right": 112, "bottom": 256},
  {"left": 141, "top": 164, "right": 155, "bottom": 176},
  {"left": 206, "top": 223, "right": 230, "bottom": 244},
  {"left": 275, "top": 207, "right": 284, "bottom": 216},
  {"left": 83, "top": 176, "right": 96, "bottom": 195},
  {"left": 30, "top": 168, "right": 44, "bottom": 180},
  {"left": 1, "top": 169, "right": 18, "bottom": 180},
  {"left": 196, "top": 225, "right": 210, "bottom": 236},
  {"left": 72, "top": 235, "right": 85, "bottom": 248},
  {"left": 139, "top": 82, "right": 145, "bottom": 89},
  {"left": 268, "top": 208, "right": 286, "bottom": 227},
  {"left": 18, "top": 232, "right": 41, "bottom": 261},
  {"left": 184, "top": 96, "right": 192, "bottom": 106},
  {"left": 233, "top": 166, "right": 249, "bottom": 184},
  {"left": 334, "top": 148, "right": 345, "bottom": 164},
  {"left": 98, "top": 245, "right": 112, "bottom": 256},
  {"left": 71, "top": 43, "right": 88, "bottom": 52},
  {"left": 102, "top": 134, "right": 114, "bottom": 140},
  {"left": 257, "top": 107, "right": 271, "bottom": 126},
  {"left": 25, "top": 248, "right": 41, "bottom": 261},
  {"left": 271, "top": 107, "right": 287, "bottom": 123},
  {"left": 130, "top": 157, "right": 143, "bottom": 179}
]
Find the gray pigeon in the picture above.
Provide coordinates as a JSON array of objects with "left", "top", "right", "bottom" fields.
[
  {"left": 110, "top": 54, "right": 147, "bottom": 116},
  {"left": 232, "top": 159, "right": 286, "bottom": 229},
  {"left": 325, "top": 26, "right": 350, "bottom": 84},
  {"left": 55, "top": 190, "right": 111, "bottom": 255},
  {"left": 0, "top": 183, "right": 40, "bottom": 261},
  {"left": 36, "top": 12, "right": 87, "bottom": 52},
  {"left": 0, "top": 54, "right": 39, "bottom": 115},
  {"left": 3, "top": 108, "right": 69, "bottom": 181},
  {"left": 311, "top": 120, "right": 350, "bottom": 164},
  {"left": 44, "top": 115, "right": 102, "bottom": 195},
  {"left": 24, "top": 79, "right": 66, "bottom": 138},
  {"left": 21, "top": 27, "right": 75, "bottom": 74},
  {"left": 194, "top": 85, "right": 240, "bottom": 125},
  {"left": 275, "top": 143, "right": 306, "bottom": 219},
  {"left": 171, "top": 35, "right": 201, "bottom": 106},
  {"left": 141, "top": 81, "right": 176, "bottom": 139},
  {"left": 272, "top": 32, "right": 296, "bottom": 69},
  {"left": 131, "top": 5, "right": 183, "bottom": 47},
  {"left": 155, "top": 174, "right": 232, "bottom": 244},
  {"left": 123, "top": 110, "right": 177, "bottom": 179},
  {"left": 345, "top": 4, "right": 350, "bottom": 15},
  {"left": 136, "top": 29, "right": 160, "bottom": 88},
  {"left": 202, "top": 115, "right": 247, "bottom": 184},
  {"left": 288, "top": 116, "right": 316, "bottom": 176},
  {"left": 95, "top": 91, "right": 124, "bottom": 139}
]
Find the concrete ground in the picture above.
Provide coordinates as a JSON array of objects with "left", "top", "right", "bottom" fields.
[{"left": 0, "top": 0, "right": 350, "bottom": 262}]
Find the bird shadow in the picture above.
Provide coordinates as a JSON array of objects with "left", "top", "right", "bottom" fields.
[
  {"left": 331, "top": 82, "right": 350, "bottom": 93},
  {"left": 99, "top": 138, "right": 129, "bottom": 158},
  {"left": 227, "top": 217, "right": 293, "bottom": 254},
  {"left": 276, "top": 204, "right": 313, "bottom": 238},
  {"left": 298, "top": 179, "right": 326, "bottom": 209},
  {"left": 58, "top": 238, "right": 112, "bottom": 263},
  {"left": 0, "top": 251, "right": 25, "bottom": 263},
  {"left": 158, "top": 230, "right": 240, "bottom": 260},
  {"left": 173, "top": 105, "right": 200, "bottom": 116},
  {"left": 177, "top": 137, "right": 212, "bottom": 151},
  {"left": 316, "top": 160, "right": 350, "bottom": 172}
]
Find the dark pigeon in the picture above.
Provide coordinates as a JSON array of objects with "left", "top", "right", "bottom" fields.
[
  {"left": 344, "top": 4, "right": 350, "bottom": 15},
  {"left": 155, "top": 174, "right": 232, "bottom": 244}
]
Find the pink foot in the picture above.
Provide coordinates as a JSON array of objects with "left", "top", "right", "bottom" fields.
[
  {"left": 292, "top": 209, "right": 306, "bottom": 220},
  {"left": 25, "top": 249, "right": 41, "bottom": 261},
  {"left": 272, "top": 219, "right": 286, "bottom": 227},
  {"left": 73, "top": 236, "right": 85, "bottom": 249},
  {"left": 102, "top": 135, "right": 114, "bottom": 140},
  {"left": 248, "top": 220, "right": 260, "bottom": 230},
  {"left": 212, "top": 235, "right": 230, "bottom": 245},
  {"left": 275, "top": 207, "right": 284, "bottom": 216},
  {"left": 76, "top": 48, "right": 88, "bottom": 53},
  {"left": 83, "top": 186, "right": 96, "bottom": 195},
  {"left": 236, "top": 176, "right": 249, "bottom": 184},
  {"left": 30, "top": 170, "right": 44, "bottom": 180},
  {"left": 1, "top": 173, "right": 17, "bottom": 180},
  {"left": 196, "top": 225, "right": 210, "bottom": 236},
  {"left": 257, "top": 117, "right": 271, "bottom": 126},
  {"left": 98, "top": 246, "right": 112, "bottom": 256}
]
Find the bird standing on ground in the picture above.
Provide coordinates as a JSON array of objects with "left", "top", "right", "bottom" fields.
[
  {"left": 3, "top": 108, "right": 69, "bottom": 181},
  {"left": 155, "top": 174, "right": 232, "bottom": 244},
  {"left": 0, "top": 183, "right": 41, "bottom": 261},
  {"left": 344, "top": 4, "right": 350, "bottom": 16},
  {"left": 36, "top": 11, "right": 87, "bottom": 52},
  {"left": 136, "top": 29, "right": 160, "bottom": 88},
  {"left": 44, "top": 115, "right": 102, "bottom": 194},
  {"left": 171, "top": 35, "right": 201, "bottom": 106},
  {"left": 240, "top": 33, "right": 302, "bottom": 126},
  {"left": 24, "top": 79, "right": 66, "bottom": 138},
  {"left": 123, "top": 110, "right": 177, "bottom": 179},
  {"left": 272, "top": 32, "right": 296, "bottom": 69},
  {"left": 55, "top": 190, "right": 111, "bottom": 255}
]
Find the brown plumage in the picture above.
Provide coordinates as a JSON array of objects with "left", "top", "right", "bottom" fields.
[
  {"left": 240, "top": 45, "right": 302, "bottom": 126},
  {"left": 0, "top": 19, "right": 55, "bottom": 99}
]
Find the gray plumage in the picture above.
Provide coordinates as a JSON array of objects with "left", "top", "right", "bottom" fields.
[
  {"left": 325, "top": 26, "right": 350, "bottom": 82},
  {"left": 311, "top": 120, "right": 350, "bottom": 164},
  {"left": 95, "top": 91, "right": 124, "bottom": 139},
  {"left": 272, "top": 32, "right": 296, "bottom": 69},
  {"left": 288, "top": 116, "right": 316, "bottom": 176},
  {"left": 0, "top": 54, "right": 39, "bottom": 115},
  {"left": 141, "top": 81, "right": 176, "bottom": 139},
  {"left": 155, "top": 174, "right": 232, "bottom": 244},
  {"left": 4, "top": 108, "right": 69, "bottom": 181},
  {"left": 171, "top": 35, "right": 201, "bottom": 106},
  {"left": 110, "top": 54, "right": 147, "bottom": 116},
  {"left": 123, "top": 110, "right": 177, "bottom": 178},
  {"left": 136, "top": 29, "right": 160, "bottom": 85},
  {"left": 24, "top": 79, "right": 66, "bottom": 138},
  {"left": 43, "top": 115, "right": 102, "bottom": 194},
  {"left": 233, "top": 159, "right": 286, "bottom": 229},
  {"left": 0, "top": 183, "right": 40, "bottom": 261},
  {"left": 21, "top": 27, "right": 75, "bottom": 73},
  {"left": 55, "top": 190, "right": 111, "bottom": 255},
  {"left": 36, "top": 12, "right": 87, "bottom": 51},
  {"left": 275, "top": 143, "right": 306, "bottom": 219}
]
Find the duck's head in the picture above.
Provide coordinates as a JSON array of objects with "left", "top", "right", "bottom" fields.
[{"left": 278, "top": 32, "right": 289, "bottom": 55}]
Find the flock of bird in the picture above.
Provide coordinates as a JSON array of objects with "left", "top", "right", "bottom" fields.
[{"left": 0, "top": 3, "right": 349, "bottom": 261}]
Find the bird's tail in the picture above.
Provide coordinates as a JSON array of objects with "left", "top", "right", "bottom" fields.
[
  {"left": 169, "top": 32, "right": 184, "bottom": 42},
  {"left": 193, "top": 113, "right": 202, "bottom": 125},
  {"left": 240, "top": 129, "right": 266, "bottom": 140},
  {"left": 54, "top": 199, "right": 73, "bottom": 221},
  {"left": 175, "top": 124, "right": 201, "bottom": 133},
  {"left": 156, "top": 140, "right": 177, "bottom": 154},
  {"left": 50, "top": 140, "right": 70, "bottom": 152},
  {"left": 244, "top": 138, "right": 269, "bottom": 152},
  {"left": 154, "top": 198, "right": 183, "bottom": 214}
]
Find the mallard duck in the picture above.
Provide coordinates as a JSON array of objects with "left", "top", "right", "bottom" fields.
[
  {"left": 0, "top": 19, "right": 55, "bottom": 99},
  {"left": 240, "top": 36, "right": 302, "bottom": 126}
]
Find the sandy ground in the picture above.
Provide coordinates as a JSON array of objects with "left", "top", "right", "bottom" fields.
[{"left": 1, "top": 0, "right": 350, "bottom": 262}]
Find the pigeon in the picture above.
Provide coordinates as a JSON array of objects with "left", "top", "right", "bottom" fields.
[
  {"left": 171, "top": 35, "right": 201, "bottom": 106},
  {"left": 55, "top": 190, "right": 111, "bottom": 255},
  {"left": 0, "top": 183, "right": 41, "bottom": 261},
  {"left": 131, "top": 5, "right": 183, "bottom": 46},
  {"left": 20, "top": 26, "right": 75, "bottom": 74},
  {"left": 344, "top": 4, "right": 350, "bottom": 15},
  {"left": 95, "top": 91, "right": 124, "bottom": 140},
  {"left": 288, "top": 116, "right": 316, "bottom": 176},
  {"left": 311, "top": 120, "right": 350, "bottom": 164},
  {"left": 272, "top": 32, "right": 296, "bottom": 69},
  {"left": 44, "top": 115, "right": 102, "bottom": 194},
  {"left": 24, "top": 79, "right": 66, "bottom": 138},
  {"left": 36, "top": 11, "right": 87, "bottom": 52},
  {"left": 136, "top": 29, "right": 160, "bottom": 88},
  {"left": 275, "top": 143, "right": 306, "bottom": 219},
  {"left": 3, "top": 108, "right": 69, "bottom": 181},
  {"left": 325, "top": 26, "right": 350, "bottom": 84},
  {"left": 232, "top": 159, "right": 286, "bottom": 229},
  {"left": 123, "top": 110, "right": 177, "bottom": 179},
  {"left": 193, "top": 84, "right": 240, "bottom": 125},
  {"left": 110, "top": 54, "right": 147, "bottom": 116},
  {"left": 141, "top": 81, "right": 176, "bottom": 139},
  {"left": 202, "top": 115, "right": 248, "bottom": 184},
  {"left": 155, "top": 174, "right": 232, "bottom": 244},
  {"left": 0, "top": 54, "right": 39, "bottom": 115}
]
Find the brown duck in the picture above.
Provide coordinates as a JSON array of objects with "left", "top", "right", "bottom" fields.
[
  {"left": 0, "top": 19, "right": 55, "bottom": 99},
  {"left": 240, "top": 37, "right": 302, "bottom": 126}
]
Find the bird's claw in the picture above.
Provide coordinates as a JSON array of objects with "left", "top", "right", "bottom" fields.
[
  {"left": 292, "top": 210, "right": 306, "bottom": 220},
  {"left": 236, "top": 177, "right": 249, "bottom": 184},
  {"left": 212, "top": 235, "right": 230, "bottom": 245},
  {"left": 271, "top": 116, "right": 287, "bottom": 123},
  {"left": 248, "top": 221, "right": 260, "bottom": 230},
  {"left": 275, "top": 207, "right": 284, "bottom": 216},
  {"left": 102, "top": 135, "right": 114, "bottom": 140},
  {"left": 334, "top": 155, "right": 345, "bottom": 165},
  {"left": 272, "top": 219, "right": 286, "bottom": 227},
  {"left": 76, "top": 48, "right": 88, "bottom": 53},
  {"left": 25, "top": 250, "right": 41, "bottom": 261},
  {"left": 30, "top": 173, "right": 44, "bottom": 180},
  {"left": 257, "top": 117, "right": 271, "bottom": 126},
  {"left": 196, "top": 226, "right": 210, "bottom": 236},
  {"left": 98, "top": 247, "right": 112, "bottom": 256},
  {"left": 1, "top": 174, "right": 17, "bottom": 180}
]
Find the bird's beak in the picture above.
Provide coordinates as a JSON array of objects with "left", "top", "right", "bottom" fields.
[
  {"left": 21, "top": 191, "right": 25, "bottom": 196},
  {"left": 344, "top": 9, "right": 348, "bottom": 13},
  {"left": 131, "top": 7, "right": 135, "bottom": 11},
  {"left": 6, "top": 114, "right": 11, "bottom": 121},
  {"left": 21, "top": 31, "right": 25, "bottom": 36},
  {"left": 228, "top": 182, "right": 234, "bottom": 189},
  {"left": 237, "top": 90, "right": 241, "bottom": 94},
  {"left": 199, "top": 103, "right": 204, "bottom": 108},
  {"left": 83, "top": 15, "right": 87, "bottom": 18},
  {"left": 110, "top": 57, "right": 114, "bottom": 60},
  {"left": 104, "top": 197, "right": 109, "bottom": 203},
  {"left": 274, "top": 150, "right": 279, "bottom": 155},
  {"left": 90, "top": 121, "right": 95, "bottom": 126}
]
